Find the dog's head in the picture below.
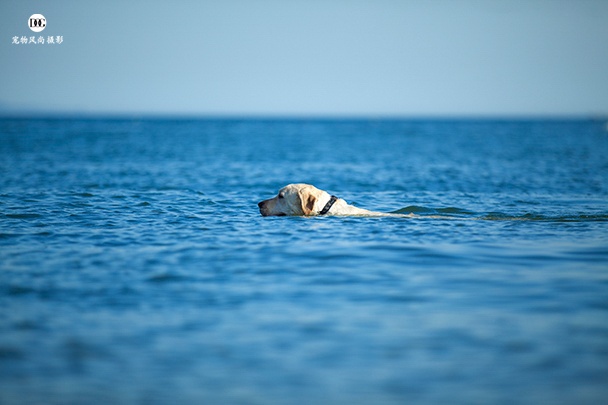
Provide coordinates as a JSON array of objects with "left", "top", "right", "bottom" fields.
[{"left": 258, "top": 184, "right": 328, "bottom": 217}]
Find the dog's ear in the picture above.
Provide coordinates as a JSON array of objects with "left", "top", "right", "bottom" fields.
[{"left": 299, "top": 191, "right": 317, "bottom": 216}]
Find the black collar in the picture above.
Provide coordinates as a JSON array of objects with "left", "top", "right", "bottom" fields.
[{"left": 319, "top": 195, "right": 338, "bottom": 215}]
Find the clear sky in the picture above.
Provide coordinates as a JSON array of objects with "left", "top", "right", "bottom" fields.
[{"left": 1, "top": 0, "right": 608, "bottom": 117}]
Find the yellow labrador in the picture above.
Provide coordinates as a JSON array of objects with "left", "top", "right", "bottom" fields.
[{"left": 258, "top": 183, "right": 399, "bottom": 217}]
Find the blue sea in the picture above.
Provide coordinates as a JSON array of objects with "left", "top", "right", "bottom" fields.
[{"left": 1, "top": 117, "right": 607, "bottom": 405}]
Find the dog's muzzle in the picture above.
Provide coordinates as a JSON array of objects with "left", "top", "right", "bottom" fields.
[{"left": 258, "top": 200, "right": 270, "bottom": 216}]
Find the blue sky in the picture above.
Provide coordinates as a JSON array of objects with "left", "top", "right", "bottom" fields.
[{"left": 1, "top": 0, "right": 607, "bottom": 117}]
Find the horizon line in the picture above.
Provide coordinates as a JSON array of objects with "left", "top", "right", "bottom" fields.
[{"left": 1, "top": 110, "right": 607, "bottom": 122}]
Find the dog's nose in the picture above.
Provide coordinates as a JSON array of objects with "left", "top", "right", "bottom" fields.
[{"left": 258, "top": 201, "right": 263, "bottom": 208}]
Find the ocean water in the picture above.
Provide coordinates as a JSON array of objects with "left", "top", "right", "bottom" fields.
[{"left": 1, "top": 117, "right": 607, "bottom": 405}]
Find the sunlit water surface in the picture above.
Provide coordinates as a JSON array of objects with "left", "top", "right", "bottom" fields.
[{"left": 1, "top": 118, "right": 607, "bottom": 404}]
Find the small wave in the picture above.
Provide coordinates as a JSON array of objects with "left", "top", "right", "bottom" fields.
[
  {"left": 391, "top": 206, "right": 608, "bottom": 222},
  {"left": 438, "top": 207, "right": 476, "bottom": 215},
  {"left": 146, "top": 272, "right": 189, "bottom": 283},
  {"left": 392, "top": 206, "right": 436, "bottom": 214},
  {"left": 4, "top": 213, "right": 43, "bottom": 219},
  {"left": 480, "top": 213, "right": 608, "bottom": 222},
  {"left": 391, "top": 206, "right": 475, "bottom": 216},
  {"left": 4, "top": 285, "right": 37, "bottom": 296}
]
